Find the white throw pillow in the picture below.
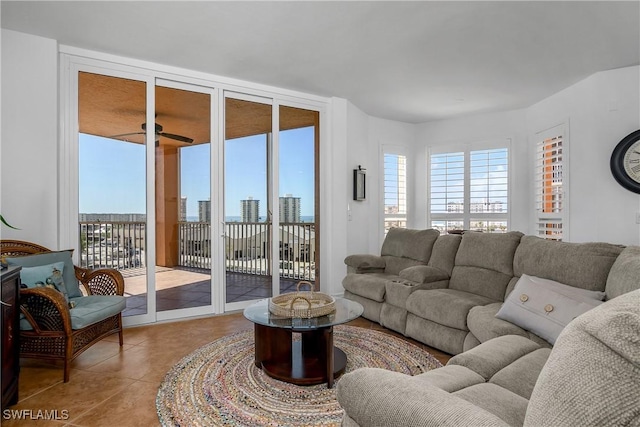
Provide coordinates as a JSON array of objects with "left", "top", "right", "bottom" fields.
[{"left": 496, "top": 274, "right": 603, "bottom": 345}]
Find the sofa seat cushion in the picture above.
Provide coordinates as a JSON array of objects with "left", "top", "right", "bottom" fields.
[
  {"left": 343, "top": 273, "right": 397, "bottom": 302},
  {"left": 415, "top": 365, "right": 485, "bottom": 392},
  {"left": 467, "top": 303, "right": 553, "bottom": 348},
  {"left": 453, "top": 383, "right": 529, "bottom": 427},
  {"left": 467, "top": 302, "right": 529, "bottom": 342},
  {"left": 489, "top": 348, "right": 551, "bottom": 400},
  {"left": 68, "top": 295, "right": 126, "bottom": 329},
  {"left": 20, "top": 295, "right": 125, "bottom": 331},
  {"left": 336, "top": 368, "right": 511, "bottom": 427},
  {"left": 406, "top": 289, "right": 495, "bottom": 330},
  {"left": 447, "top": 335, "right": 542, "bottom": 381}
]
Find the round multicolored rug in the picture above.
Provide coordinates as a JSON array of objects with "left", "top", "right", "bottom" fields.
[{"left": 156, "top": 325, "right": 442, "bottom": 427}]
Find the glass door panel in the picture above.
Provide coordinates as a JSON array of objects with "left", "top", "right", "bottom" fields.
[
  {"left": 154, "top": 84, "right": 212, "bottom": 313},
  {"left": 224, "top": 97, "right": 273, "bottom": 304},
  {"left": 78, "top": 71, "right": 148, "bottom": 317},
  {"left": 278, "top": 106, "right": 320, "bottom": 292}
]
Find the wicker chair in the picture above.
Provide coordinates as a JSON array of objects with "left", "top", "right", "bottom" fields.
[{"left": 0, "top": 240, "right": 125, "bottom": 382}]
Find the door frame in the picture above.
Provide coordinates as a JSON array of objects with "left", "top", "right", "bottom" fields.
[{"left": 60, "top": 50, "right": 328, "bottom": 325}]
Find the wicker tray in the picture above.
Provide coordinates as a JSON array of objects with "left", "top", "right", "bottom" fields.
[{"left": 269, "top": 281, "right": 336, "bottom": 319}]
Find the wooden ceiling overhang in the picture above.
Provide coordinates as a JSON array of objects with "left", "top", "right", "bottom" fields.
[{"left": 78, "top": 72, "right": 318, "bottom": 146}]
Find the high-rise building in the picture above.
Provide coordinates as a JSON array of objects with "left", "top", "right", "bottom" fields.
[
  {"left": 241, "top": 197, "right": 260, "bottom": 222},
  {"left": 279, "top": 194, "right": 301, "bottom": 223},
  {"left": 198, "top": 200, "right": 211, "bottom": 223},
  {"left": 180, "top": 197, "right": 187, "bottom": 221}
]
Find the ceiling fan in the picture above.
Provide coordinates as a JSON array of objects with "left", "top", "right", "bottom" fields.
[{"left": 109, "top": 122, "right": 194, "bottom": 144}]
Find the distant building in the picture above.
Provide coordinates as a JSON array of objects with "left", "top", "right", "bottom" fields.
[
  {"left": 279, "top": 194, "right": 301, "bottom": 223},
  {"left": 241, "top": 197, "right": 260, "bottom": 222},
  {"left": 198, "top": 200, "right": 211, "bottom": 223},
  {"left": 180, "top": 197, "right": 187, "bottom": 221},
  {"left": 79, "top": 213, "right": 146, "bottom": 222},
  {"left": 446, "top": 201, "right": 504, "bottom": 213}
]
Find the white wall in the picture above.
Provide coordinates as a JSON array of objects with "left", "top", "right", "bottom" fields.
[
  {"left": 526, "top": 65, "right": 640, "bottom": 245},
  {"left": 324, "top": 97, "right": 349, "bottom": 296},
  {"left": 344, "top": 101, "right": 370, "bottom": 258},
  {"left": 414, "top": 109, "right": 529, "bottom": 232},
  {"left": 2, "top": 30, "right": 637, "bottom": 305},
  {"left": 344, "top": 105, "right": 418, "bottom": 257},
  {"left": 1, "top": 30, "right": 58, "bottom": 247}
]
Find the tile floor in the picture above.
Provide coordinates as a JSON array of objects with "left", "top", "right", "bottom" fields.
[{"left": 4, "top": 313, "right": 451, "bottom": 427}]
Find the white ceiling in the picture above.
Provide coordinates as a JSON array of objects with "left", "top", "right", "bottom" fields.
[{"left": 2, "top": 1, "right": 639, "bottom": 123}]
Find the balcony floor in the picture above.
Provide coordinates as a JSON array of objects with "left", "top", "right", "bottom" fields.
[{"left": 121, "top": 267, "right": 302, "bottom": 316}]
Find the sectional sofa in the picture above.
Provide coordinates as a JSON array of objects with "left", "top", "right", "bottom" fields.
[
  {"left": 342, "top": 228, "right": 634, "bottom": 354},
  {"left": 338, "top": 228, "right": 640, "bottom": 426}
]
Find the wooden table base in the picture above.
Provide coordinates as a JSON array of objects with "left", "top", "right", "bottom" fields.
[{"left": 253, "top": 323, "right": 347, "bottom": 388}]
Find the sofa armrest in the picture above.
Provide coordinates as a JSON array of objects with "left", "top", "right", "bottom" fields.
[
  {"left": 337, "top": 368, "right": 510, "bottom": 427},
  {"left": 344, "top": 254, "right": 386, "bottom": 273},
  {"left": 399, "top": 265, "right": 449, "bottom": 285}
]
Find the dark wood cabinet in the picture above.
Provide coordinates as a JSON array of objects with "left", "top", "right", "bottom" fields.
[{"left": 2, "top": 266, "right": 20, "bottom": 410}]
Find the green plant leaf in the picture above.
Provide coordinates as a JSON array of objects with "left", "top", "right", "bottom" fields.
[{"left": 0, "top": 214, "right": 20, "bottom": 230}]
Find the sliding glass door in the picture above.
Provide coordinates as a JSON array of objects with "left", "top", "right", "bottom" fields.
[
  {"left": 224, "top": 95, "right": 274, "bottom": 306},
  {"left": 77, "top": 69, "right": 217, "bottom": 323},
  {"left": 69, "top": 54, "right": 323, "bottom": 324},
  {"left": 278, "top": 106, "right": 320, "bottom": 289},
  {"left": 78, "top": 71, "right": 151, "bottom": 319},
  {"left": 155, "top": 81, "right": 214, "bottom": 317}
]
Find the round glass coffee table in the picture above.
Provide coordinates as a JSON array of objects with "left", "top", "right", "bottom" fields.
[{"left": 243, "top": 297, "right": 364, "bottom": 388}]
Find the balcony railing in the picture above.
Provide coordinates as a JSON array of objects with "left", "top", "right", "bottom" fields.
[{"left": 79, "top": 220, "right": 315, "bottom": 281}]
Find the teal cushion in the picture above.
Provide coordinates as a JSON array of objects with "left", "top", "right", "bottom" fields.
[
  {"left": 19, "top": 261, "right": 70, "bottom": 305},
  {"left": 6, "top": 250, "right": 82, "bottom": 298},
  {"left": 20, "top": 261, "right": 66, "bottom": 289},
  {"left": 67, "top": 295, "right": 126, "bottom": 329}
]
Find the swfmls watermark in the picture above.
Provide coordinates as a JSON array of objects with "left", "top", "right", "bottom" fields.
[{"left": 2, "top": 409, "right": 70, "bottom": 421}]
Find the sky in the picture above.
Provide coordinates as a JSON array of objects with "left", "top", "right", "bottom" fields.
[{"left": 79, "top": 126, "right": 315, "bottom": 219}]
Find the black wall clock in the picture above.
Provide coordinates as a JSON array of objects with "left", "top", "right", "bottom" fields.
[{"left": 610, "top": 129, "right": 640, "bottom": 194}]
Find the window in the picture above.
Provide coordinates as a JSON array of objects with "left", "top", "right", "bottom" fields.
[
  {"left": 535, "top": 130, "right": 564, "bottom": 240},
  {"left": 383, "top": 152, "right": 407, "bottom": 234},
  {"left": 429, "top": 144, "right": 509, "bottom": 234}
]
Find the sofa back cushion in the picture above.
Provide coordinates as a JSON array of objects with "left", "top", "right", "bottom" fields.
[
  {"left": 513, "top": 236, "right": 624, "bottom": 293},
  {"left": 449, "top": 231, "right": 523, "bottom": 301},
  {"left": 381, "top": 228, "right": 440, "bottom": 275},
  {"left": 428, "top": 234, "right": 462, "bottom": 275},
  {"left": 524, "top": 289, "right": 640, "bottom": 427},
  {"left": 605, "top": 246, "right": 640, "bottom": 299}
]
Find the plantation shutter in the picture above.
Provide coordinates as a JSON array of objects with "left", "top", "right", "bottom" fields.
[
  {"left": 429, "top": 144, "right": 509, "bottom": 234},
  {"left": 383, "top": 153, "right": 407, "bottom": 233}
]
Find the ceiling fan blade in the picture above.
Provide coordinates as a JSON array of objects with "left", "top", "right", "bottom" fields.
[
  {"left": 158, "top": 132, "right": 194, "bottom": 143},
  {"left": 108, "top": 131, "right": 145, "bottom": 139}
]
